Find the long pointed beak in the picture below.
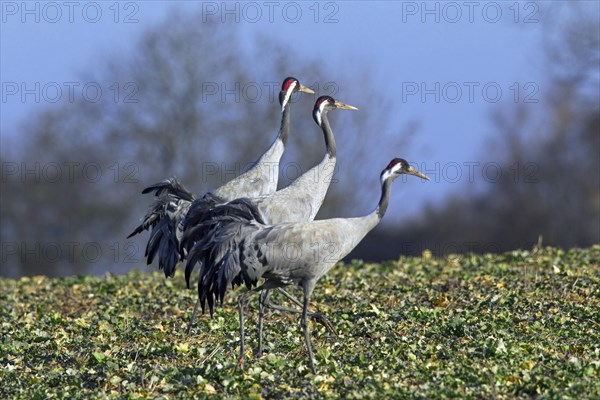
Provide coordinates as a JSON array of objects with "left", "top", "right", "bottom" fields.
[
  {"left": 334, "top": 101, "right": 358, "bottom": 111},
  {"left": 407, "top": 166, "right": 430, "bottom": 181},
  {"left": 298, "top": 84, "right": 315, "bottom": 94}
]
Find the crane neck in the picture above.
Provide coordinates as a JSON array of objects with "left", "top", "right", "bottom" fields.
[
  {"left": 277, "top": 92, "right": 292, "bottom": 146},
  {"left": 319, "top": 111, "right": 336, "bottom": 159},
  {"left": 340, "top": 177, "right": 392, "bottom": 254},
  {"left": 375, "top": 177, "right": 394, "bottom": 220}
]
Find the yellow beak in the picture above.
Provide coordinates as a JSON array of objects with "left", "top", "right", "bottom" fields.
[
  {"left": 334, "top": 101, "right": 358, "bottom": 111},
  {"left": 407, "top": 166, "right": 430, "bottom": 181},
  {"left": 298, "top": 84, "right": 315, "bottom": 94}
]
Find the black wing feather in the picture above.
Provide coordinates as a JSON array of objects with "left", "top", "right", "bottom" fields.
[
  {"left": 128, "top": 177, "right": 195, "bottom": 277},
  {"left": 184, "top": 198, "right": 268, "bottom": 316}
]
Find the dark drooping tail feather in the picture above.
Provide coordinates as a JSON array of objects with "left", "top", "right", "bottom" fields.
[
  {"left": 179, "top": 193, "right": 250, "bottom": 287},
  {"left": 184, "top": 198, "right": 267, "bottom": 316},
  {"left": 128, "top": 178, "right": 195, "bottom": 277},
  {"left": 141, "top": 177, "right": 196, "bottom": 200}
]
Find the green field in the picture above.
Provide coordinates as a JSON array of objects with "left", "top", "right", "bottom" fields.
[{"left": 1, "top": 246, "right": 599, "bottom": 399}]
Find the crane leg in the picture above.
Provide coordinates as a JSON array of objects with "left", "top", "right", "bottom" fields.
[
  {"left": 269, "top": 288, "right": 335, "bottom": 333},
  {"left": 275, "top": 287, "right": 302, "bottom": 307},
  {"left": 237, "top": 292, "right": 250, "bottom": 370},
  {"left": 257, "top": 289, "right": 271, "bottom": 356},
  {"left": 263, "top": 302, "right": 335, "bottom": 334},
  {"left": 186, "top": 297, "right": 201, "bottom": 335},
  {"left": 237, "top": 288, "right": 262, "bottom": 369},
  {"left": 301, "top": 294, "right": 316, "bottom": 374}
]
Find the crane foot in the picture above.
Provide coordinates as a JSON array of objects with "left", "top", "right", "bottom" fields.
[
  {"left": 237, "top": 356, "right": 246, "bottom": 370},
  {"left": 311, "top": 312, "right": 335, "bottom": 334}
]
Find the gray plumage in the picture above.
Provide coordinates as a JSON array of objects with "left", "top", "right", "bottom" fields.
[
  {"left": 187, "top": 158, "right": 430, "bottom": 372},
  {"left": 127, "top": 78, "right": 314, "bottom": 278},
  {"left": 244, "top": 96, "right": 357, "bottom": 225},
  {"left": 181, "top": 96, "right": 356, "bottom": 336},
  {"left": 181, "top": 96, "right": 357, "bottom": 286}
]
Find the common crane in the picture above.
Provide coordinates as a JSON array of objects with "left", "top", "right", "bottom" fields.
[
  {"left": 186, "top": 158, "right": 429, "bottom": 372},
  {"left": 181, "top": 96, "right": 357, "bottom": 334},
  {"left": 127, "top": 78, "right": 314, "bottom": 278}
]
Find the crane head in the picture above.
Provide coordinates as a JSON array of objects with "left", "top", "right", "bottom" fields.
[
  {"left": 312, "top": 95, "right": 358, "bottom": 126},
  {"left": 279, "top": 77, "right": 314, "bottom": 111},
  {"left": 381, "top": 158, "right": 430, "bottom": 183}
]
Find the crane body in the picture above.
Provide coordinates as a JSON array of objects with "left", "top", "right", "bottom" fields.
[
  {"left": 182, "top": 96, "right": 357, "bottom": 334},
  {"left": 187, "top": 158, "right": 429, "bottom": 372},
  {"left": 128, "top": 78, "right": 314, "bottom": 278}
]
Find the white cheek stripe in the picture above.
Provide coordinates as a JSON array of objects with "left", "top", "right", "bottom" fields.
[
  {"left": 319, "top": 99, "right": 328, "bottom": 114},
  {"left": 381, "top": 169, "right": 392, "bottom": 183},
  {"left": 281, "top": 81, "right": 297, "bottom": 111},
  {"left": 315, "top": 99, "right": 328, "bottom": 125},
  {"left": 381, "top": 163, "right": 402, "bottom": 183}
]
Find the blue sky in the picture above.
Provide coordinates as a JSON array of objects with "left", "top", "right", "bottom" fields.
[{"left": 1, "top": 1, "right": 592, "bottom": 218}]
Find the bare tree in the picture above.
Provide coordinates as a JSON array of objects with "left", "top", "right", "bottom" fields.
[
  {"left": 1, "top": 10, "right": 402, "bottom": 277},
  {"left": 348, "top": 3, "right": 599, "bottom": 259}
]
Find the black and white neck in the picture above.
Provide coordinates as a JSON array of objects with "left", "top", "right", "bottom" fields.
[
  {"left": 312, "top": 96, "right": 358, "bottom": 159},
  {"left": 313, "top": 98, "right": 336, "bottom": 158},
  {"left": 276, "top": 78, "right": 298, "bottom": 146},
  {"left": 375, "top": 158, "right": 429, "bottom": 220}
]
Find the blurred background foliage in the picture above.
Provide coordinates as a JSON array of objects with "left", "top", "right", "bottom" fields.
[{"left": 1, "top": 6, "right": 598, "bottom": 277}]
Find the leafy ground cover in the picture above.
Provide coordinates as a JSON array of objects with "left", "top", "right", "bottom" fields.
[{"left": 1, "top": 246, "right": 599, "bottom": 399}]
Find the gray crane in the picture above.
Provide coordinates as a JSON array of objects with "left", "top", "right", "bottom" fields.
[
  {"left": 181, "top": 96, "right": 357, "bottom": 333},
  {"left": 186, "top": 158, "right": 430, "bottom": 373},
  {"left": 127, "top": 77, "right": 314, "bottom": 278}
]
